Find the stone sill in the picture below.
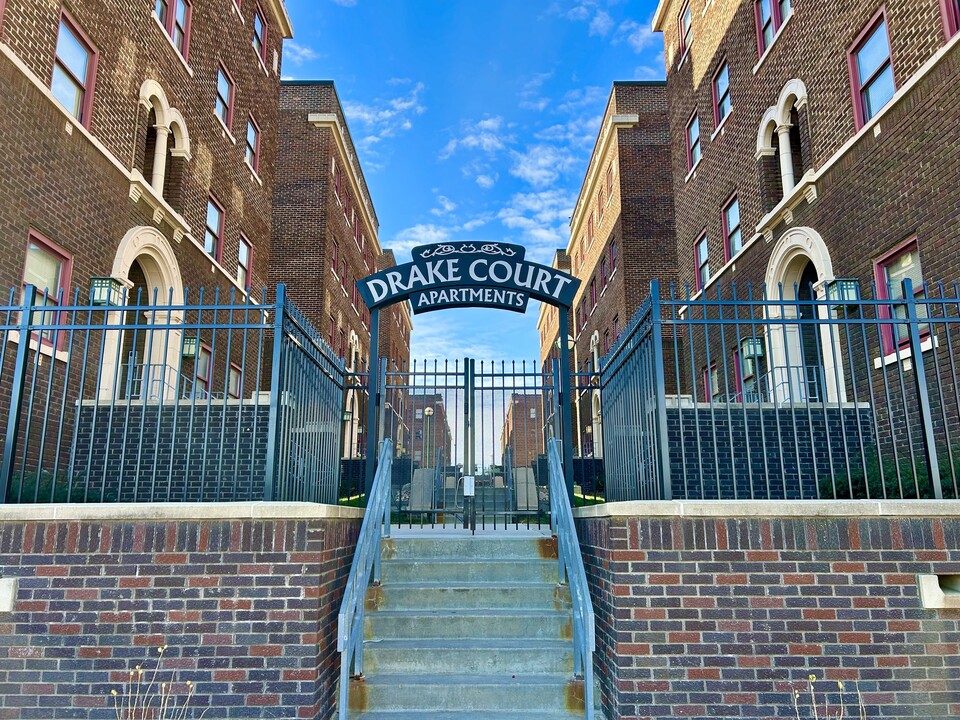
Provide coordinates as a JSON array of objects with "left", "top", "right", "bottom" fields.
[
  {"left": 0, "top": 501, "right": 365, "bottom": 523},
  {"left": 573, "top": 499, "right": 960, "bottom": 520}
]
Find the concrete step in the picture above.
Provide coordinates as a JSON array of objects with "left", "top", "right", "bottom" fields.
[
  {"left": 349, "top": 673, "right": 584, "bottom": 713},
  {"left": 380, "top": 558, "right": 557, "bottom": 584},
  {"left": 361, "top": 638, "right": 574, "bottom": 675},
  {"left": 365, "top": 608, "right": 571, "bottom": 641},
  {"left": 382, "top": 536, "right": 557, "bottom": 561},
  {"left": 366, "top": 581, "right": 571, "bottom": 611}
]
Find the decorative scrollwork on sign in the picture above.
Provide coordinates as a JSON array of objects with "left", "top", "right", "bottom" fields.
[{"left": 420, "top": 242, "right": 517, "bottom": 258}]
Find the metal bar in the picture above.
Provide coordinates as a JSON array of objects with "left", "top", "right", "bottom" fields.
[
  {"left": 559, "top": 305, "right": 575, "bottom": 502},
  {"left": 264, "top": 284, "right": 286, "bottom": 501},
  {"left": 904, "top": 278, "right": 942, "bottom": 499},
  {"left": 0, "top": 285, "right": 36, "bottom": 502},
  {"left": 364, "top": 307, "right": 381, "bottom": 498}
]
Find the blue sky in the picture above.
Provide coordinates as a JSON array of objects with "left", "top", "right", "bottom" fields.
[{"left": 282, "top": 0, "right": 664, "bottom": 362}]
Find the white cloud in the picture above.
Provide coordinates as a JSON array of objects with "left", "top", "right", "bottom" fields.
[
  {"left": 439, "top": 116, "right": 513, "bottom": 160},
  {"left": 475, "top": 174, "right": 497, "bottom": 189},
  {"left": 497, "top": 189, "right": 576, "bottom": 261},
  {"left": 430, "top": 195, "right": 457, "bottom": 216},
  {"left": 284, "top": 41, "right": 318, "bottom": 66},
  {"left": 616, "top": 18, "right": 657, "bottom": 53},
  {"left": 519, "top": 72, "right": 554, "bottom": 112},
  {"left": 342, "top": 82, "right": 426, "bottom": 164},
  {"left": 392, "top": 224, "right": 452, "bottom": 255},
  {"left": 509, "top": 145, "right": 577, "bottom": 188},
  {"left": 330, "top": 0, "right": 357, "bottom": 6},
  {"left": 556, "top": 86, "right": 608, "bottom": 114},
  {"left": 589, "top": 10, "right": 614, "bottom": 36},
  {"left": 534, "top": 115, "right": 602, "bottom": 147}
]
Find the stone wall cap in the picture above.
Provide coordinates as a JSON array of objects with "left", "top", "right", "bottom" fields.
[
  {"left": 573, "top": 499, "right": 960, "bottom": 519},
  {"left": 0, "top": 502, "right": 365, "bottom": 523}
]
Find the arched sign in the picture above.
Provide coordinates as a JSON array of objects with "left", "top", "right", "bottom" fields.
[
  {"left": 357, "top": 242, "right": 579, "bottom": 314},
  {"left": 358, "top": 241, "right": 579, "bottom": 500}
]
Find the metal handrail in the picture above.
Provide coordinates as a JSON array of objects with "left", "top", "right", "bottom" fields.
[
  {"left": 547, "top": 437, "right": 595, "bottom": 719},
  {"left": 337, "top": 439, "right": 393, "bottom": 720}
]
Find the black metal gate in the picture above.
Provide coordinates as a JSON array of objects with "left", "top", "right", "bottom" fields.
[{"left": 371, "top": 358, "right": 561, "bottom": 529}]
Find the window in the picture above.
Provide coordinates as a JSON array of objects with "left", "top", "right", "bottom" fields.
[
  {"left": 590, "top": 278, "right": 597, "bottom": 310},
  {"left": 601, "top": 258, "right": 608, "bottom": 288},
  {"left": 587, "top": 215, "right": 595, "bottom": 245},
  {"left": 252, "top": 5, "right": 268, "bottom": 62},
  {"left": 605, "top": 164, "right": 613, "bottom": 196},
  {"left": 196, "top": 345, "right": 211, "bottom": 397},
  {"left": 943, "top": 0, "right": 960, "bottom": 39},
  {"left": 723, "top": 195, "right": 743, "bottom": 261},
  {"left": 703, "top": 365, "right": 721, "bottom": 403},
  {"left": 678, "top": 1, "right": 693, "bottom": 56},
  {"left": 695, "top": 235, "right": 710, "bottom": 291},
  {"left": 332, "top": 241, "right": 340, "bottom": 275},
  {"left": 334, "top": 162, "right": 343, "bottom": 201},
  {"left": 849, "top": 11, "right": 895, "bottom": 128},
  {"left": 597, "top": 189, "right": 605, "bottom": 222},
  {"left": 228, "top": 363, "right": 241, "bottom": 399},
  {"left": 713, "top": 62, "right": 731, "bottom": 126},
  {"left": 415, "top": 408, "right": 423, "bottom": 420},
  {"left": 354, "top": 216, "right": 362, "bottom": 247},
  {"left": 328, "top": 315, "right": 335, "bottom": 348},
  {"left": 238, "top": 236, "right": 251, "bottom": 290},
  {"left": 52, "top": 14, "right": 96, "bottom": 127},
  {"left": 686, "top": 114, "right": 701, "bottom": 171},
  {"left": 204, "top": 197, "right": 224, "bottom": 261},
  {"left": 245, "top": 117, "right": 261, "bottom": 172},
  {"left": 215, "top": 66, "right": 234, "bottom": 128},
  {"left": 875, "top": 239, "right": 927, "bottom": 353},
  {"left": 609, "top": 242, "right": 617, "bottom": 274},
  {"left": 340, "top": 259, "right": 347, "bottom": 290},
  {"left": 22, "top": 232, "right": 72, "bottom": 345},
  {"left": 155, "top": 0, "right": 191, "bottom": 59},
  {"left": 338, "top": 328, "right": 345, "bottom": 358},
  {"left": 755, "top": 0, "right": 790, "bottom": 55},
  {"left": 613, "top": 316, "right": 620, "bottom": 338}
]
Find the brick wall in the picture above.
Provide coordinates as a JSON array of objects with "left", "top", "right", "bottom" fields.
[
  {"left": 0, "top": 504, "right": 362, "bottom": 719},
  {"left": 576, "top": 501, "right": 960, "bottom": 720}
]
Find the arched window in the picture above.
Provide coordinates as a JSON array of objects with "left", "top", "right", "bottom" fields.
[
  {"left": 756, "top": 79, "right": 811, "bottom": 211},
  {"left": 136, "top": 81, "right": 191, "bottom": 211}
]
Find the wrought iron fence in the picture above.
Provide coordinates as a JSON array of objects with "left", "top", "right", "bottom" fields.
[
  {"left": 0, "top": 283, "right": 345, "bottom": 504},
  {"left": 601, "top": 279, "right": 960, "bottom": 502}
]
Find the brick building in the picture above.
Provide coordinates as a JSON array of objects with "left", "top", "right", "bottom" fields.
[
  {"left": 539, "top": 82, "right": 676, "bottom": 456},
  {"left": 653, "top": 0, "right": 960, "bottom": 402},
  {"left": 499, "top": 393, "right": 544, "bottom": 468},
  {"left": 408, "top": 393, "right": 454, "bottom": 467}
]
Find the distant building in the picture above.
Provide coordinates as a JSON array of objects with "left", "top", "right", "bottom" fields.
[
  {"left": 500, "top": 393, "right": 544, "bottom": 469},
  {"left": 409, "top": 393, "right": 454, "bottom": 467},
  {"left": 540, "top": 81, "right": 676, "bottom": 457}
]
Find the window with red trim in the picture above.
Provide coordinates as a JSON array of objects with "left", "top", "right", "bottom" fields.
[
  {"left": 204, "top": 197, "right": 224, "bottom": 261},
  {"left": 722, "top": 195, "right": 742, "bottom": 261},
  {"left": 332, "top": 241, "right": 340, "bottom": 274},
  {"left": 605, "top": 164, "right": 613, "bottom": 196},
  {"left": 686, "top": 114, "right": 701, "bottom": 170},
  {"left": 587, "top": 215, "right": 595, "bottom": 245},
  {"left": 695, "top": 235, "right": 710, "bottom": 291},
  {"left": 609, "top": 242, "right": 617, "bottom": 274},
  {"left": 354, "top": 216, "right": 362, "bottom": 247},
  {"left": 597, "top": 189, "right": 605, "bottom": 222},
  {"left": 22, "top": 232, "right": 73, "bottom": 347},
  {"left": 601, "top": 258, "right": 608, "bottom": 288},
  {"left": 334, "top": 162, "right": 343, "bottom": 200},
  {"left": 703, "top": 364, "right": 720, "bottom": 403},
  {"left": 875, "top": 239, "right": 927, "bottom": 354},
  {"left": 849, "top": 11, "right": 896, "bottom": 129},
  {"left": 340, "top": 259, "right": 347, "bottom": 290},
  {"left": 215, "top": 66, "right": 234, "bottom": 128},
  {"left": 678, "top": 1, "right": 692, "bottom": 56},
  {"left": 252, "top": 5, "right": 268, "bottom": 62},
  {"left": 328, "top": 315, "right": 335, "bottom": 348},
  {"left": 155, "top": 0, "right": 191, "bottom": 59},
  {"left": 196, "top": 345, "right": 212, "bottom": 397},
  {"left": 590, "top": 278, "right": 597, "bottom": 309},
  {"left": 51, "top": 14, "right": 97, "bottom": 127},
  {"left": 755, "top": 0, "right": 791, "bottom": 56},
  {"left": 245, "top": 116, "right": 261, "bottom": 172},
  {"left": 238, "top": 236, "right": 251, "bottom": 290},
  {"left": 713, "top": 62, "right": 731, "bottom": 126},
  {"left": 943, "top": 0, "right": 960, "bottom": 38},
  {"left": 228, "top": 363, "right": 242, "bottom": 399},
  {"left": 338, "top": 328, "right": 345, "bottom": 358}
]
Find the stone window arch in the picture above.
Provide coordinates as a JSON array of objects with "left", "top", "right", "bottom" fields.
[
  {"left": 756, "top": 79, "right": 812, "bottom": 211},
  {"left": 136, "top": 80, "right": 191, "bottom": 211}
]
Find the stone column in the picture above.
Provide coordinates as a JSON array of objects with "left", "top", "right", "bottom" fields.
[
  {"left": 150, "top": 125, "right": 170, "bottom": 194},
  {"left": 776, "top": 124, "right": 795, "bottom": 196}
]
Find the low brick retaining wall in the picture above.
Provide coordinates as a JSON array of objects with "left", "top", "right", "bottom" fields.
[
  {"left": 574, "top": 501, "right": 960, "bottom": 720},
  {"left": 0, "top": 503, "right": 363, "bottom": 719}
]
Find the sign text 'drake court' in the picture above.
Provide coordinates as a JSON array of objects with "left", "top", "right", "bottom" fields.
[{"left": 357, "top": 242, "right": 580, "bottom": 314}]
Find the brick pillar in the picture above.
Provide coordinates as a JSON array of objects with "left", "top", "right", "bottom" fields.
[
  {"left": 796, "top": 103, "right": 814, "bottom": 174},
  {"left": 756, "top": 152, "right": 780, "bottom": 213},
  {"left": 164, "top": 155, "right": 185, "bottom": 214},
  {"left": 133, "top": 104, "right": 150, "bottom": 173}
]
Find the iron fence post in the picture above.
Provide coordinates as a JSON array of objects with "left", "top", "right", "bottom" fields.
[
  {"left": 558, "top": 307, "right": 575, "bottom": 502},
  {"left": 649, "top": 280, "right": 673, "bottom": 501},
  {"left": 0, "top": 285, "right": 36, "bottom": 503},
  {"left": 264, "top": 283, "right": 286, "bottom": 501},
  {"left": 903, "top": 278, "right": 942, "bottom": 499}
]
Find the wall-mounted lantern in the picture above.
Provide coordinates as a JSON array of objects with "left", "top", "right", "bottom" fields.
[
  {"left": 741, "top": 337, "right": 765, "bottom": 358},
  {"left": 89, "top": 277, "right": 124, "bottom": 306},
  {"left": 825, "top": 278, "right": 861, "bottom": 309},
  {"left": 181, "top": 336, "right": 199, "bottom": 358}
]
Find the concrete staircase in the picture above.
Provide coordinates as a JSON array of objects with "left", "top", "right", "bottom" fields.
[{"left": 348, "top": 534, "right": 585, "bottom": 719}]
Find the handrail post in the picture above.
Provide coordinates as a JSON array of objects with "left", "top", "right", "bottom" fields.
[
  {"left": 558, "top": 306, "right": 575, "bottom": 502},
  {"left": 903, "top": 278, "right": 942, "bottom": 499},
  {"left": 263, "top": 284, "right": 286, "bottom": 501},
  {"left": 649, "top": 280, "right": 673, "bottom": 501},
  {"left": 0, "top": 285, "right": 36, "bottom": 503}
]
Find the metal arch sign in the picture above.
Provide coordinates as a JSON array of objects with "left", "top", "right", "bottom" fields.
[{"left": 357, "top": 242, "right": 580, "bottom": 314}]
